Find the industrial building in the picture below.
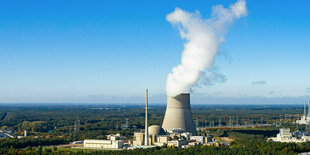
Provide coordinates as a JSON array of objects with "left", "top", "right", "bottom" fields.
[
  {"left": 133, "top": 132, "right": 145, "bottom": 146},
  {"left": 107, "top": 133, "right": 124, "bottom": 140},
  {"left": 162, "top": 93, "right": 197, "bottom": 135},
  {"left": 132, "top": 126, "right": 167, "bottom": 146},
  {"left": 167, "top": 140, "right": 188, "bottom": 148},
  {"left": 83, "top": 139, "right": 124, "bottom": 149},
  {"left": 268, "top": 128, "right": 310, "bottom": 143},
  {"left": 296, "top": 101, "right": 310, "bottom": 125},
  {"left": 83, "top": 133, "right": 125, "bottom": 149},
  {"left": 149, "top": 125, "right": 165, "bottom": 145},
  {"left": 81, "top": 90, "right": 215, "bottom": 150},
  {"left": 155, "top": 135, "right": 170, "bottom": 146},
  {"left": 190, "top": 136, "right": 206, "bottom": 144}
]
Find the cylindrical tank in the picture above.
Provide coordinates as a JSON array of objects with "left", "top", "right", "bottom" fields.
[
  {"left": 148, "top": 125, "right": 165, "bottom": 136},
  {"left": 162, "top": 93, "right": 197, "bottom": 135}
]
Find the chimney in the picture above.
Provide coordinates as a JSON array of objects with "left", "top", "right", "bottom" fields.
[
  {"left": 308, "top": 101, "right": 310, "bottom": 119},
  {"left": 305, "top": 101, "right": 307, "bottom": 117},
  {"left": 144, "top": 89, "right": 149, "bottom": 146}
]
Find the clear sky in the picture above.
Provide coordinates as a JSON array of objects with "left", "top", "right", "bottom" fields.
[{"left": 0, "top": 0, "right": 309, "bottom": 104}]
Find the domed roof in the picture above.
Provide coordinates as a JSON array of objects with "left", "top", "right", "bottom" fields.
[{"left": 148, "top": 125, "right": 165, "bottom": 135}]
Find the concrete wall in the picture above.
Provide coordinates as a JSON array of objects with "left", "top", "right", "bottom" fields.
[{"left": 162, "top": 94, "right": 197, "bottom": 135}]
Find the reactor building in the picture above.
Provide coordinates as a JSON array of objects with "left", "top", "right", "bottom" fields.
[{"left": 162, "top": 93, "right": 197, "bottom": 135}]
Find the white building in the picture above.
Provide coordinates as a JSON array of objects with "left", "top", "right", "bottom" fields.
[
  {"left": 276, "top": 128, "right": 291, "bottom": 141},
  {"left": 268, "top": 128, "right": 310, "bottom": 143},
  {"left": 107, "top": 133, "right": 124, "bottom": 140},
  {"left": 296, "top": 101, "right": 310, "bottom": 125},
  {"left": 181, "top": 132, "right": 192, "bottom": 140},
  {"left": 133, "top": 132, "right": 144, "bottom": 146},
  {"left": 157, "top": 135, "right": 170, "bottom": 144},
  {"left": 190, "top": 136, "right": 205, "bottom": 144},
  {"left": 72, "top": 141, "right": 83, "bottom": 144},
  {"left": 84, "top": 139, "right": 124, "bottom": 149},
  {"left": 165, "top": 128, "right": 184, "bottom": 134},
  {"left": 167, "top": 140, "right": 188, "bottom": 148}
]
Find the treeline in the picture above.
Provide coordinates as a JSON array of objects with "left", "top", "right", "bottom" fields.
[
  {"left": 0, "top": 104, "right": 302, "bottom": 132},
  {"left": 0, "top": 137, "right": 68, "bottom": 149},
  {"left": 19, "top": 121, "right": 54, "bottom": 133},
  {"left": 0, "top": 112, "right": 7, "bottom": 120},
  {"left": 0, "top": 144, "right": 301, "bottom": 155},
  {"left": 0, "top": 104, "right": 303, "bottom": 140}
]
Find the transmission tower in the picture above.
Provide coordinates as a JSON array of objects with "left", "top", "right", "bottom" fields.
[
  {"left": 73, "top": 120, "right": 80, "bottom": 136},
  {"left": 236, "top": 116, "right": 239, "bottom": 126},
  {"left": 122, "top": 118, "right": 129, "bottom": 130},
  {"left": 229, "top": 116, "right": 232, "bottom": 127},
  {"left": 218, "top": 117, "right": 222, "bottom": 127},
  {"left": 209, "top": 118, "right": 212, "bottom": 128},
  {"left": 196, "top": 119, "right": 199, "bottom": 128}
]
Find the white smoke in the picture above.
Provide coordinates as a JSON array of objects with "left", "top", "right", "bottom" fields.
[{"left": 166, "top": 0, "right": 247, "bottom": 97}]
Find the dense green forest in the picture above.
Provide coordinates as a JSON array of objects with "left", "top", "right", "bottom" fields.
[{"left": 0, "top": 104, "right": 303, "bottom": 135}]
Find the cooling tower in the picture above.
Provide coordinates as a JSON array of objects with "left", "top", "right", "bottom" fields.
[{"left": 162, "top": 93, "right": 197, "bottom": 135}]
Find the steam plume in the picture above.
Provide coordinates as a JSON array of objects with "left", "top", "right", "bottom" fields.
[{"left": 166, "top": 0, "right": 247, "bottom": 97}]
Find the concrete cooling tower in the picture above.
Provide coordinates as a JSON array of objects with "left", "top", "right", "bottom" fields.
[{"left": 162, "top": 93, "right": 197, "bottom": 135}]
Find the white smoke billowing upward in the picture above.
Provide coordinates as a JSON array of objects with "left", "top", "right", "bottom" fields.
[{"left": 166, "top": 0, "right": 247, "bottom": 97}]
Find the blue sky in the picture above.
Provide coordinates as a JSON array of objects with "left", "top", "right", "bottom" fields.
[{"left": 0, "top": 0, "right": 309, "bottom": 104}]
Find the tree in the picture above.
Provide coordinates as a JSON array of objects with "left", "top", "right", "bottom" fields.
[
  {"left": 36, "top": 145, "right": 42, "bottom": 154},
  {"left": 25, "top": 146, "right": 32, "bottom": 151}
]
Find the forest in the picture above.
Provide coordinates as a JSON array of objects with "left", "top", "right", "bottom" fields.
[{"left": 0, "top": 103, "right": 307, "bottom": 154}]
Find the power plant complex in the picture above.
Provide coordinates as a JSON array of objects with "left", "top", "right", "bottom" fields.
[
  {"left": 162, "top": 93, "right": 197, "bottom": 135},
  {"left": 296, "top": 101, "right": 310, "bottom": 125},
  {"left": 82, "top": 90, "right": 210, "bottom": 149}
]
